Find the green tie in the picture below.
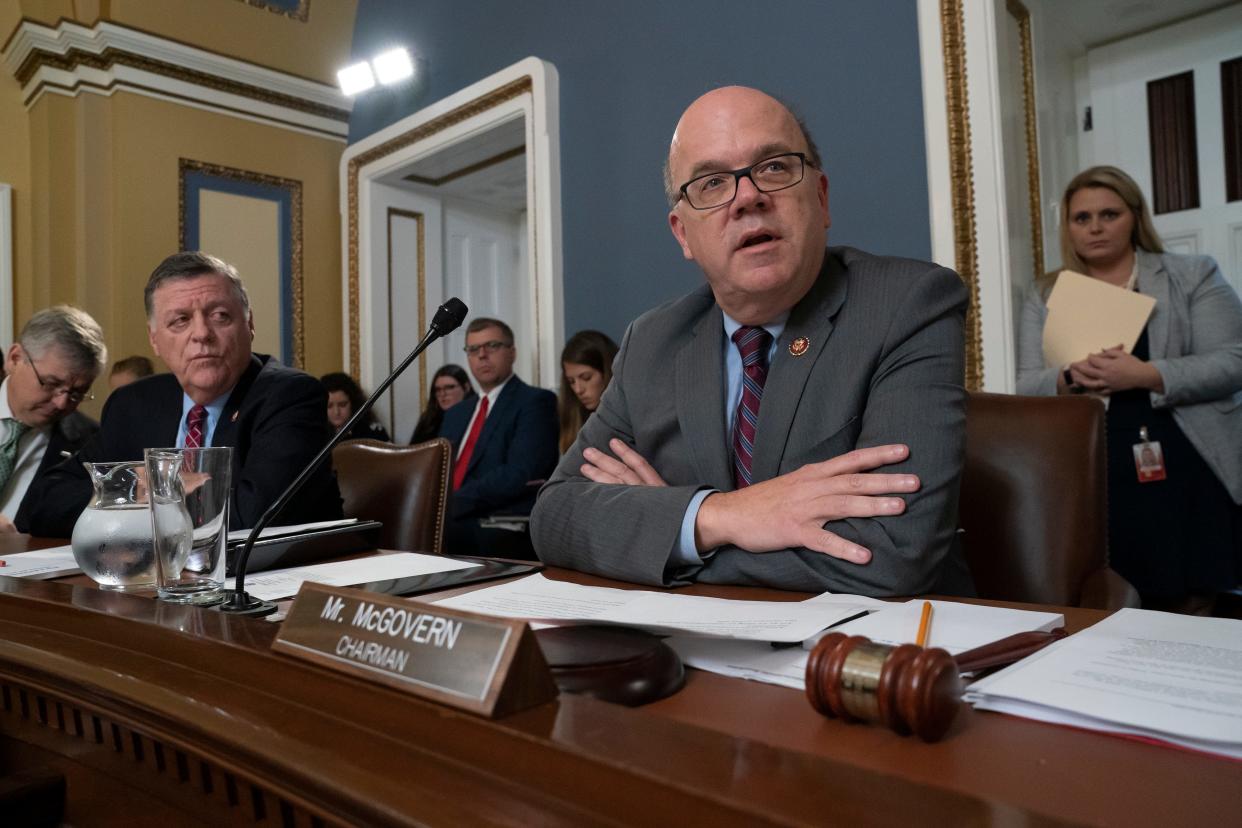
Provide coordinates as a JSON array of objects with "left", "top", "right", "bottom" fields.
[{"left": 0, "top": 417, "right": 31, "bottom": 493}]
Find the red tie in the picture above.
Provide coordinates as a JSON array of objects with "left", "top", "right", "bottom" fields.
[
  {"left": 184, "top": 404, "right": 207, "bottom": 449},
  {"left": 452, "top": 396, "right": 489, "bottom": 491},
  {"left": 731, "top": 326, "right": 773, "bottom": 488}
]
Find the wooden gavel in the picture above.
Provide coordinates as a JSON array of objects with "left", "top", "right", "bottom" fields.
[{"left": 805, "top": 629, "right": 1068, "bottom": 742}]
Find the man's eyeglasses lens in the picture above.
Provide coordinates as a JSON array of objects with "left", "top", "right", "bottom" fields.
[
  {"left": 463, "top": 341, "right": 509, "bottom": 356},
  {"left": 681, "top": 152, "right": 807, "bottom": 210},
  {"left": 24, "top": 349, "right": 93, "bottom": 404}
]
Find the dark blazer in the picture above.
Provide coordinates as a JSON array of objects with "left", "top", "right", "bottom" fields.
[
  {"left": 10, "top": 411, "right": 98, "bottom": 517},
  {"left": 440, "top": 375, "right": 557, "bottom": 519},
  {"left": 532, "top": 247, "right": 971, "bottom": 597},
  {"left": 19, "top": 354, "right": 343, "bottom": 536}
]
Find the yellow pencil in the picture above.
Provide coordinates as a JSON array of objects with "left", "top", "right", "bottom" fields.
[{"left": 915, "top": 601, "right": 933, "bottom": 648}]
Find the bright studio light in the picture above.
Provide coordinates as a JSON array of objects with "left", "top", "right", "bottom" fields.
[
  {"left": 337, "top": 61, "right": 376, "bottom": 96},
  {"left": 372, "top": 48, "right": 414, "bottom": 85}
]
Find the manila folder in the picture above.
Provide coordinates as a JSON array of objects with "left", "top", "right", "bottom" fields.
[{"left": 1042, "top": 270, "right": 1156, "bottom": 367}]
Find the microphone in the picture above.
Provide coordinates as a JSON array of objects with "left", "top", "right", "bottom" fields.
[{"left": 218, "top": 297, "right": 469, "bottom": 615}]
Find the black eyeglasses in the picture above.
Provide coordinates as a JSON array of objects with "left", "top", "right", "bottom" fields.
[
  {"left": 678, "top": 152, "right": 810, "bottom": 210},
  {"left": 24, "top": 348, "right": 94, "bottom": 404},
  {"left": 463, "top": 340, "right": 511, "bottom": 356}
]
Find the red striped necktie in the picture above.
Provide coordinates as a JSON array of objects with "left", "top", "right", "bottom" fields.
[
  {"left": 184, "top": 404, "right": 207, "bottom": 449},
  {"left": 731, "top": 326, "right": 773, "bottom": 489}
]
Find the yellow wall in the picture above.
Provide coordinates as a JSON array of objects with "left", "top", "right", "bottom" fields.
[
  {"left": 3, "top": 0, "right": 351, "bottom": 418},
  {"left": 6, "top": 0, "right": 357, "bottom": 85}
]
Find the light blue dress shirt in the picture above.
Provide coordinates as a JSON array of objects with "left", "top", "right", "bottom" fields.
[
  {"left": 670, "top": 311, "right": 788, "bottom": 566},
  {"left": 175, "top": 391, "right": 232, "bottom": 448}
]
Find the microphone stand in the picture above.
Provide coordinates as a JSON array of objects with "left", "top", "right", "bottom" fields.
[{"left": 218, "top": 300, "right": 468, "bottom": 616}]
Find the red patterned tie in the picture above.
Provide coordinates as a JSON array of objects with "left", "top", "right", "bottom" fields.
[
  {"left": 452, "top": 395, "right": 489, "bottom": 491},
  {"left": 731, "top": 326, "right": 773, "bottom": 488},
  {"left": 184, "top": 404, "right": 207, "bottom": 449}
]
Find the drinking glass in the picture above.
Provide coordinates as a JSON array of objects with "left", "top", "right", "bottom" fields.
[{"left": 145, "top": 446, "right": 232, "bottom": 605}]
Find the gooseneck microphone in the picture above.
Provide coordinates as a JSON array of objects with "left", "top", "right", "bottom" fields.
[{"left": 218, "top": 297, "right": 469, "bottom": 615}]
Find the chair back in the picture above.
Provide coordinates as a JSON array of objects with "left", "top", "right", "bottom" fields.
[
  {"left": 959, "top": 392, "right": 1134, "bottom": 608},
  {"left": 331, "top": 438, "right": 451, "bottom": 555}
]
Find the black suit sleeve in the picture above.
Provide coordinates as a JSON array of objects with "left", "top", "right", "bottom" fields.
[{"left": 229, "top": 371, "right": 342, "bottom": 528}]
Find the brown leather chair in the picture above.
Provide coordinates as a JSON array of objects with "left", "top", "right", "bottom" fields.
[
  {"left": 331, "top": 438, "right": 452, "bottom": 555},
  {"left": 959, "top": 392, "right": 1139, "bottom": 609}
]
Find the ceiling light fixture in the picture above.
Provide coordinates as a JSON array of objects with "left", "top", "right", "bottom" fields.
[
  {"left": 372, "top": 48, "right": 414, "bottom": 86},
  {"left": 337, "top": 61, "right": 376, "bottom": 96}
]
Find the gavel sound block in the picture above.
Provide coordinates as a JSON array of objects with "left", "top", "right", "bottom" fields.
[{"left": 805, "top": 629, "right": 1068, "bottom": 742}]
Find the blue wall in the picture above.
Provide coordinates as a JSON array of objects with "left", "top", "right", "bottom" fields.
[{"left": 349, "top": 0, "right": 931, "bottom": 344}]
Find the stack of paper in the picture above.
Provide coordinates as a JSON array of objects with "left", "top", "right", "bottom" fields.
[
  {"left": 0, "top": 546, "right": 81, "bottom": 579},
  {"left": 965, "top": 608, "right": 1242, "bottom": 760},
  {"left": 670, "top": 600, "right": 1064, "bottom": 690},
  {"left": 433, "top": 574, "right": 882, "bottom": 643}
]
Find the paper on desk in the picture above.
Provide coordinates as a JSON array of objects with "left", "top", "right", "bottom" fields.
[
  {"left": 0, "top": 546, "right": 81, "bottom": 579},
  {"left": 668, "top": 638, "right": 810, "bottom": 690},
  {"left": 225, "top": 552, "right": 480, "bottom": 601},
  {"left": 806, "top": 600, "right": 1064, "bottom": 655},
  {"left": 965, "top": 608, "right": 1242, "bottom": 760},
  {"left": 671, "top": 600, "right": 1064, "bottom": 691},
  {"left": 1042, "top": 270, "right": 1156, "bottom": 367},
  {"left": 433, "top": 574, "right": 882, "bottom": 642},
  {"left": 227, "top": 518, "right": 360, "bottom": 543}
]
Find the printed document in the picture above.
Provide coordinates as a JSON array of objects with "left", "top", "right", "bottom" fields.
[
  {"left": 966, "top": 608, "right": 1242, "bottom": 759},
  {"left": 433, "top": 574, "right": 882, "bottom": 642},
  {"left": 672, "top": 600, "right": 1064, "bottom": 691},
  {"left": 809, "top": 600, "right": 1064, "bottom": 654},
  {"left": 0, "top": 546, "right": 81, "bottom": 579}
]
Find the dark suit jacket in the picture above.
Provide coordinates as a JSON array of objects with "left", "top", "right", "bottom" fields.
[
  {"left": 440, "top": 375, "right": 557, "bottom": 520},
  {"left": 531, "top": 247, "right": 972, "bottom": 597},
  {"left": 10, "top": 411, "right": 98, "bottom": 518},
  {"left": 18, "top": 354, "right": 343, "bottom": 536}
]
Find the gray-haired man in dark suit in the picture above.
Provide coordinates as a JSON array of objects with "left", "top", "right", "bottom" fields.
[{"left": 531, "top": 87, "right": 972, "bottom": 596}]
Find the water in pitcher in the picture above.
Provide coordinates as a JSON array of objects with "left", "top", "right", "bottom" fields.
[{"left": 71, "top": 502, "right": 192, "bottom": 590}]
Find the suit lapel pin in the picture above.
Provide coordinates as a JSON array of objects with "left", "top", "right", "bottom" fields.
[
  {"left": 230, "top": 411, "right": 239, "bottom": 423},
  {"left": 789, "top": 336, "right": 810, "bottom": 357}
]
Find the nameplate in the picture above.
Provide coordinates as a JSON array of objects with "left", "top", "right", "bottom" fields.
[{"left": 272, "top": 582, "right": 558, "bottom": 718}]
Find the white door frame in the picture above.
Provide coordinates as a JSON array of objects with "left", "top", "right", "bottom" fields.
[
  {"left": 340, "top": 57, "right": 563, "bottom": 394},
  {"left": 918, "top": 0, "right": 1022, "bottom": 393}
]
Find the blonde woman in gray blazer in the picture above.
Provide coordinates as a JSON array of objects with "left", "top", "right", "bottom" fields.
[{"left": 1017, "top": 166, "right": 1242, "bottom": 611}]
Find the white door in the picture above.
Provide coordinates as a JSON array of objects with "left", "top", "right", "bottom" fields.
[
  {"left": 366, "top": 182, "right": 443, "bottom": 442},
  {"left": 442, "top": 198, "right": 531, "bottom": 385},
  {"left": 1081, "top": 5, "right": 1242, "bottom": 293}
]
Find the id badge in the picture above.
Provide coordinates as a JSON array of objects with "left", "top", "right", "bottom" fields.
[{"left": 1133, "top": 440, "right": 1166, "bottom": 483}]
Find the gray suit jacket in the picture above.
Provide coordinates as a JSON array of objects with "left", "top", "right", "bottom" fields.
[
  {"left": 1016, "top": 250, "right": 1242, "bottom": 502},
  {"left": 531, "top": 247, "right": 971, "bottom": 596}
]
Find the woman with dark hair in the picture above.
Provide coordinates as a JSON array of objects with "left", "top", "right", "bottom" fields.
[
  {"left": 409, "top": 364, "right": 475, "bottom": 444},
  {"left": 1017, "top": 165, "right": 1242, "bottom": 612},
  {"left": 558, "top": 330, "right": 619, "bottom": 452},
  {"left": 321, "top": 372, "right": 391, "bottom": 442}
]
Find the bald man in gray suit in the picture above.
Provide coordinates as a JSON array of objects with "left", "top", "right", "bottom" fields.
[{"left": 531, "top": 87, "right": 972, "bottom": 596}]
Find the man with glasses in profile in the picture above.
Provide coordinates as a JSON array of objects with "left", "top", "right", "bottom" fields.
[
  {"left": 533, "top": 86, "right": 972, "bottom": 596},
  {"left": 440, "top": 317, "right": 557, "bottom": 557},
  {"left": 1, "top": 306, "right": 105, "bottom": 533}
]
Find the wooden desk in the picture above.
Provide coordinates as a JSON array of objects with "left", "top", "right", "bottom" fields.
[{"left": 0, "top": 537, "right": 1237, "bottom": 826}]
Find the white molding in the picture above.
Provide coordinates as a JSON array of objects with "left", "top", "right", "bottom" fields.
[
  {"left": 342, "top": 57, "right": 564, "bottom": 389},
  {"left": 2, "top": 19, "right": 350, "bottom": 141},
  {"left": 0, "top": 184, "right": 11, "bottom": 346},
  {"left": 917, "top": 0, "right": 956, "bottom": 271},
  {"left": 963, "top": 0, "right": 1017, "bottom": 393}
]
